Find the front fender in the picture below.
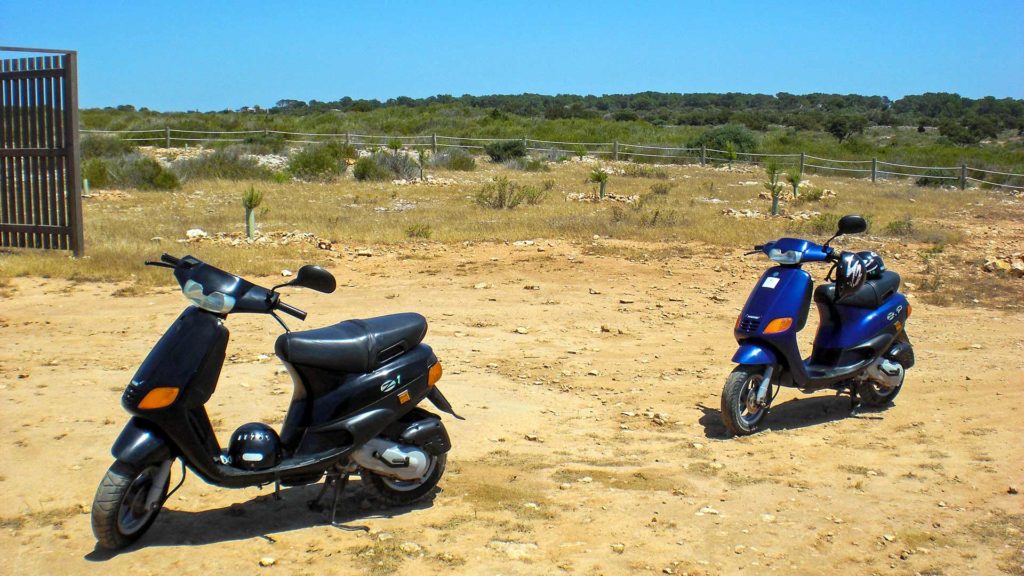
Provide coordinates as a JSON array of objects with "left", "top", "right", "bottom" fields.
[
  {"left": 112, "top": 417, "right": 172, "bottom": 466},
  {"left": 731, "top": 344, "right": 778, "bottom": 366}
]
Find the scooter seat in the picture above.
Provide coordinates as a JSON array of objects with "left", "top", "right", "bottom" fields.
[
  {"left": 275, "top": 313, "right": 427, "bottom": 373},
  {"left": 814, "top": 271, "right": 901, "bottom": 309}
]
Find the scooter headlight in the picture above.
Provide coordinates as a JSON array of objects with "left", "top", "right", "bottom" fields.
[
  {"left": 768, "top": 248, "right": 802, "bottom": 265},
  {"left": 182, "top": 279, "right": 236, "bottom": 313}
]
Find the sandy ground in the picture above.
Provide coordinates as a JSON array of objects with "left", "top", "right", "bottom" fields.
[{"left": 1, "top": 239, "right": 1022, "bottom": 576}]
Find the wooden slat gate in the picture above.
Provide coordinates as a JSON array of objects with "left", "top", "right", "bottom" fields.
[{"left": 0, "top": 47, "right": 83, "bottom": 256}]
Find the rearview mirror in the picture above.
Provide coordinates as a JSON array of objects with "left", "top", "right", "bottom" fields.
[
  {"left": 288, "top": 265, "right": 336, "bottom": 293},
  {"left": 837, "top": 215, "right": 867, "bottom": 235}
]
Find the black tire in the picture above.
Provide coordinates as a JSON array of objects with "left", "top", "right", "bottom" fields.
[
  {"left": 364, "top": 453, "right": 446, "bottom": 506},
  {"left": 91, "top": 460, "right": 170, "bottom": 550},
  {"left": 857, "top": 373, "right": 904, "bottom": 407},
  {"left": 721, "top": 365, "right": 772, "bottom": 436}
]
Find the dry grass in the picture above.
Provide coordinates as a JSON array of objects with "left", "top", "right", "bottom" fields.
[{"left": 0, "top": 159, "right": 1018, "bottom": 304}]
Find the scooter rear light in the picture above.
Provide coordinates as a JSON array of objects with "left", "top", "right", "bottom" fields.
[
  {"left": 428, "top": 361, "right": 443, "bottom": 387},
  {"left": 762, "top": 317, "right": 793, "bottom": 334}
]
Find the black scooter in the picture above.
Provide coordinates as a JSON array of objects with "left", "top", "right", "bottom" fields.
[{"left": 91, "top": 254, "right": 460, "bottom": 550}]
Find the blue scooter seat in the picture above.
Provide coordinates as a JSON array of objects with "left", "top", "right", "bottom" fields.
[{"left": 814, "top": 271, "right": 901, "bottom": 310}]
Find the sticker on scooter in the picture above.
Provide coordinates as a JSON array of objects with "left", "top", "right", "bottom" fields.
[
  {"left": 762, "top": 277, "right": 780, "bottom": 289},
  {"left": 381, "top": 374, "right": 401, "bottom": 393}
]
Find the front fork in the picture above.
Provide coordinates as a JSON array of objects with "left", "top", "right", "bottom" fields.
[{"left": 752, "top": 365, "right": 775, "bottom": 409}]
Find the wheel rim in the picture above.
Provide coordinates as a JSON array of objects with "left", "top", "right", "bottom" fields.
[
  {"left": 377, "top": 455, "right": 440, "bottom": 492},
  {"left": 738, "top": 373, "right": 767, "bottom": 427},
  {"left": 116, "top": 465, "right": 164, "bottom": 535}
]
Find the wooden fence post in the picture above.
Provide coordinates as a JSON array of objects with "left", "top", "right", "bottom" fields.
[
  {"left": 613, "top": 141, "right": 619, "bottom": 161},
  {"left": 345, "top": 132, "right": 351, "bottom": 146},
  {"left": 432, "top": 134, "right": 438, "bottom": 155},
  {"left": 960, "top": 164, "right": 967, "bottom": 190},
  {"left": 522, "top": 136, "right": 528, "bottom": 149},
  {"left": 799, "top": 152, "right": 805, "bottom": 175},
  {"left": 700, "top": 145, "right": 706, "bottom": 166},
  {"left": 871, "top": 158, "right": 877, "bottom": 183},
  {"left": 164, "top": 126, "right": 171, "bottom": 148}
]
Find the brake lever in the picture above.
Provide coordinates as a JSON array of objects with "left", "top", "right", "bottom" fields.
[
  {"left": 743, "top": 250, "right": 761, "bottom": 256},
  {"left": 144, "top": 261, "right": 176, "bottom": 269}
]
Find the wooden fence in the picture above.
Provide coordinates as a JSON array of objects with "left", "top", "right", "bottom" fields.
[
  {"left": 81, "top": 128, "right": 1024, "bottom": 192},
  {"left": 0, "top": 47, "right": 83, "bottom": 255}
]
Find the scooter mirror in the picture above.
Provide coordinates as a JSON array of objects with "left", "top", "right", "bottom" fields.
[
  {"left": 837, "top": 215, "right": 868, "bottom": 235},
  {"left": 288, "top": 265, "right": 337, "bottom": 293}
]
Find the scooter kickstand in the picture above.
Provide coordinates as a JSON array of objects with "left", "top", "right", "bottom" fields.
[
  {"left": 307, "top": 473, "right": 337, "bottom": 512},
  {"left": 273, "top": 480, "right": 282, "bottom": 501}
]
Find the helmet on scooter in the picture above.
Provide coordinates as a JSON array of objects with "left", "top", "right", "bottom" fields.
[
  {"left": 835, "top": 251, "right": 866, "bottom": 301},
  {"left": 856, "top": 251, "right": 886, "bottom": 279},
  {"left": 227, "top": 422, "right": 281, "bottom": 471}
]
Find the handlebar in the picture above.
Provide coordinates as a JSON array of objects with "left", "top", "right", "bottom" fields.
[
  {"left": 160, "top": 253, "right": 181, "bottom": 266},
  {"left": 276, "top": 300, "right": 307, "bottom": 321}
]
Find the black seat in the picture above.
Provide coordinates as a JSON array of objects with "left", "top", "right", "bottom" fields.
[
  {"left": 275, "top": 313, "right": 427, "bottom": 373},
  {"left": 814, "top": 271, "right": 901, "bottom": 310}
]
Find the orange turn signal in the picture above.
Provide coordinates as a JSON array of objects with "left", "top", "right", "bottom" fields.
[
  {"left": 428, "top": 361, "right": 443, "bottom": 388},
  {"left": 763, "top": 317, "right": 794, "bottom": 334},
  {"left": 906, "top": 303, "right": 912, "bottom": 318},
  {"left": 138, "top": 387, "right": 180, "bottom": 409}
]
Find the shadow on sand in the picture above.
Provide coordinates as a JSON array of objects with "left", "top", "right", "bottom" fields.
[
  {"left": 85, "top": 478, "right": 435, "bottom": 560},
  {"left": 697, "top": 393, "right": 888, "bottom": 438}
]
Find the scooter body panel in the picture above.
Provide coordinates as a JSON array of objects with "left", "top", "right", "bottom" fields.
[{"left": 734, "top": 266, "right": 812, "bottom": 375}]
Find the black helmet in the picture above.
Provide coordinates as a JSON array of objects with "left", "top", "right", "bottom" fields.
[
  {"left": 856, "top": 251, "right": 886, "bottom": 279},
  {"left": 227, "top": 422, "right": 281, "bottom": 470},
  {"left": 835, "top": 251, "right": 866, "bottom": 301}
]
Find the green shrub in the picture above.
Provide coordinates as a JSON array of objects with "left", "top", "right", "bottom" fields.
[
  {"left": 81, "top": 135, "right": 136, "bottom": 159},
  {"left": 109, "top": 155, "right": 180, "bottom": 190},
  {"left": 442, "top": 149, "right": 476, "bottom": 171},
  {"left": 623, "top": 163, "right": 669, "bottom": 179},
  {"left": 241, "top": 132, "right": 287, "bottom": 154},
  {"left": 689, "top": 124, "right": 757, "bottom": 153},
  {"left": 352, "top": 157, "right": 391, "bottom": 181},
  {"left": 796, "top": 187, "right": 825, "bottom": 202},
  {"left": 405, "top": 223, "right": 432, "bottom": 238},
  {"left": 884, "top": 216, "right": 914, "bottom": 237},
  {"left": 374, "top": 151, "right": 420, "bottom": 180},
  {"left": 82, "top": 158, "right": 112, "bottom": 188},
  {"left": 173, "top": 148, "right": 273, "bottom": 181},
  {"left": 484, "top": 140, "right": 527, "bottom": 162},
  {"left": 504, "top": 157, "right": 549, "bottom": 172},
  {"left": 287, "top": 142, "right": 355, "bottom": 181},
  {"left": 475, "top": 176, "right": 542, "bottom": 209},
  {"left": 650, "top": 182, "right": 673, "bottom": 195},
  {"left": 804, "top": 213, "right": 841, "bottom": 235},
  {"left": 387, "top": 139, "right": 404, "bottom": 152},
  {"left": 914, "top": 169, "right": 950, "bottom": 187}
]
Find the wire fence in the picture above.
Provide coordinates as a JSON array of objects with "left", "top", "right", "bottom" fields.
[{"left": 81, "top": 127, "right": 1024, "bottom": 191}]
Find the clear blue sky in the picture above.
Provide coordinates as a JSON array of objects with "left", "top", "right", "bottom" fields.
[{"left": 3, "top": 0, "right": 1022, "bottom": 111}]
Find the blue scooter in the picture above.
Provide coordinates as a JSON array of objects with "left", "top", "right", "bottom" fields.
[{"left": 722, "top": 215, "right": 915, "bottom": 435}]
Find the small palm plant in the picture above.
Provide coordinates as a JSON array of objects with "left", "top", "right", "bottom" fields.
[
  {"left": 725, "top": 141, "right": 737, "bottom": 169},
  {"left": 242, "top": 186, "right": 264, "bottom": 239},
  {"left": 417, "top": 149, "right": 430, "bottom": 181},
  {"left": 588, "top": 167, "right": 609, "bottom": 199},
  {"left": 387, "top": 139, "right": 403, "bottom": 153},
  {"left": 764, "top": 162, "right": 783, "bottom": 216},
  {"left": 785, "top": 168, "right": 802, "bottom": 199},
  {"left": 573, "top": 143, "right": 588, "bottom": 160}
]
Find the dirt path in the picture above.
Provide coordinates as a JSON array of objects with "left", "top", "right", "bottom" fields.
[{"left": 1, "top": 240, "right": 1022, "bottom": 575}]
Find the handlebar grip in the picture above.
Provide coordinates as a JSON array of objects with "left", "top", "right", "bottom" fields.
[
  {"left": 160, "top": 253, "right": 181, "bottom": 265},
  {"left": 276, "top": 301, "right": 307, "bottom": 321},
  {"left": 753, "top": 244, "right": 764, "bottom": 250}
]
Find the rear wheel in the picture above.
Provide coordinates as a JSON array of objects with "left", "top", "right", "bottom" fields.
[
  {"left": 721, "top": 365, "right": 773, "bottom": 436},
  {"left": 857, "top": 370, "right": 905, "bottom": 407},
  {"left": 364, "top": 453, "right": 446, "bottom": 506},
  {"left": 91, "top": 460, "right": 170, "bottom": 550}
]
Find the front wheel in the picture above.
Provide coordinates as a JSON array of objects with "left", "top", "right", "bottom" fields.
[
  {"left": 364, "top": 453, "right": 446, "bottom": 506},
  {"left": 721, "top": 365, "right": 773, "bottom": 436},
  {"left": 91, "top": 460, "right": 171, "bottom": 550}
]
